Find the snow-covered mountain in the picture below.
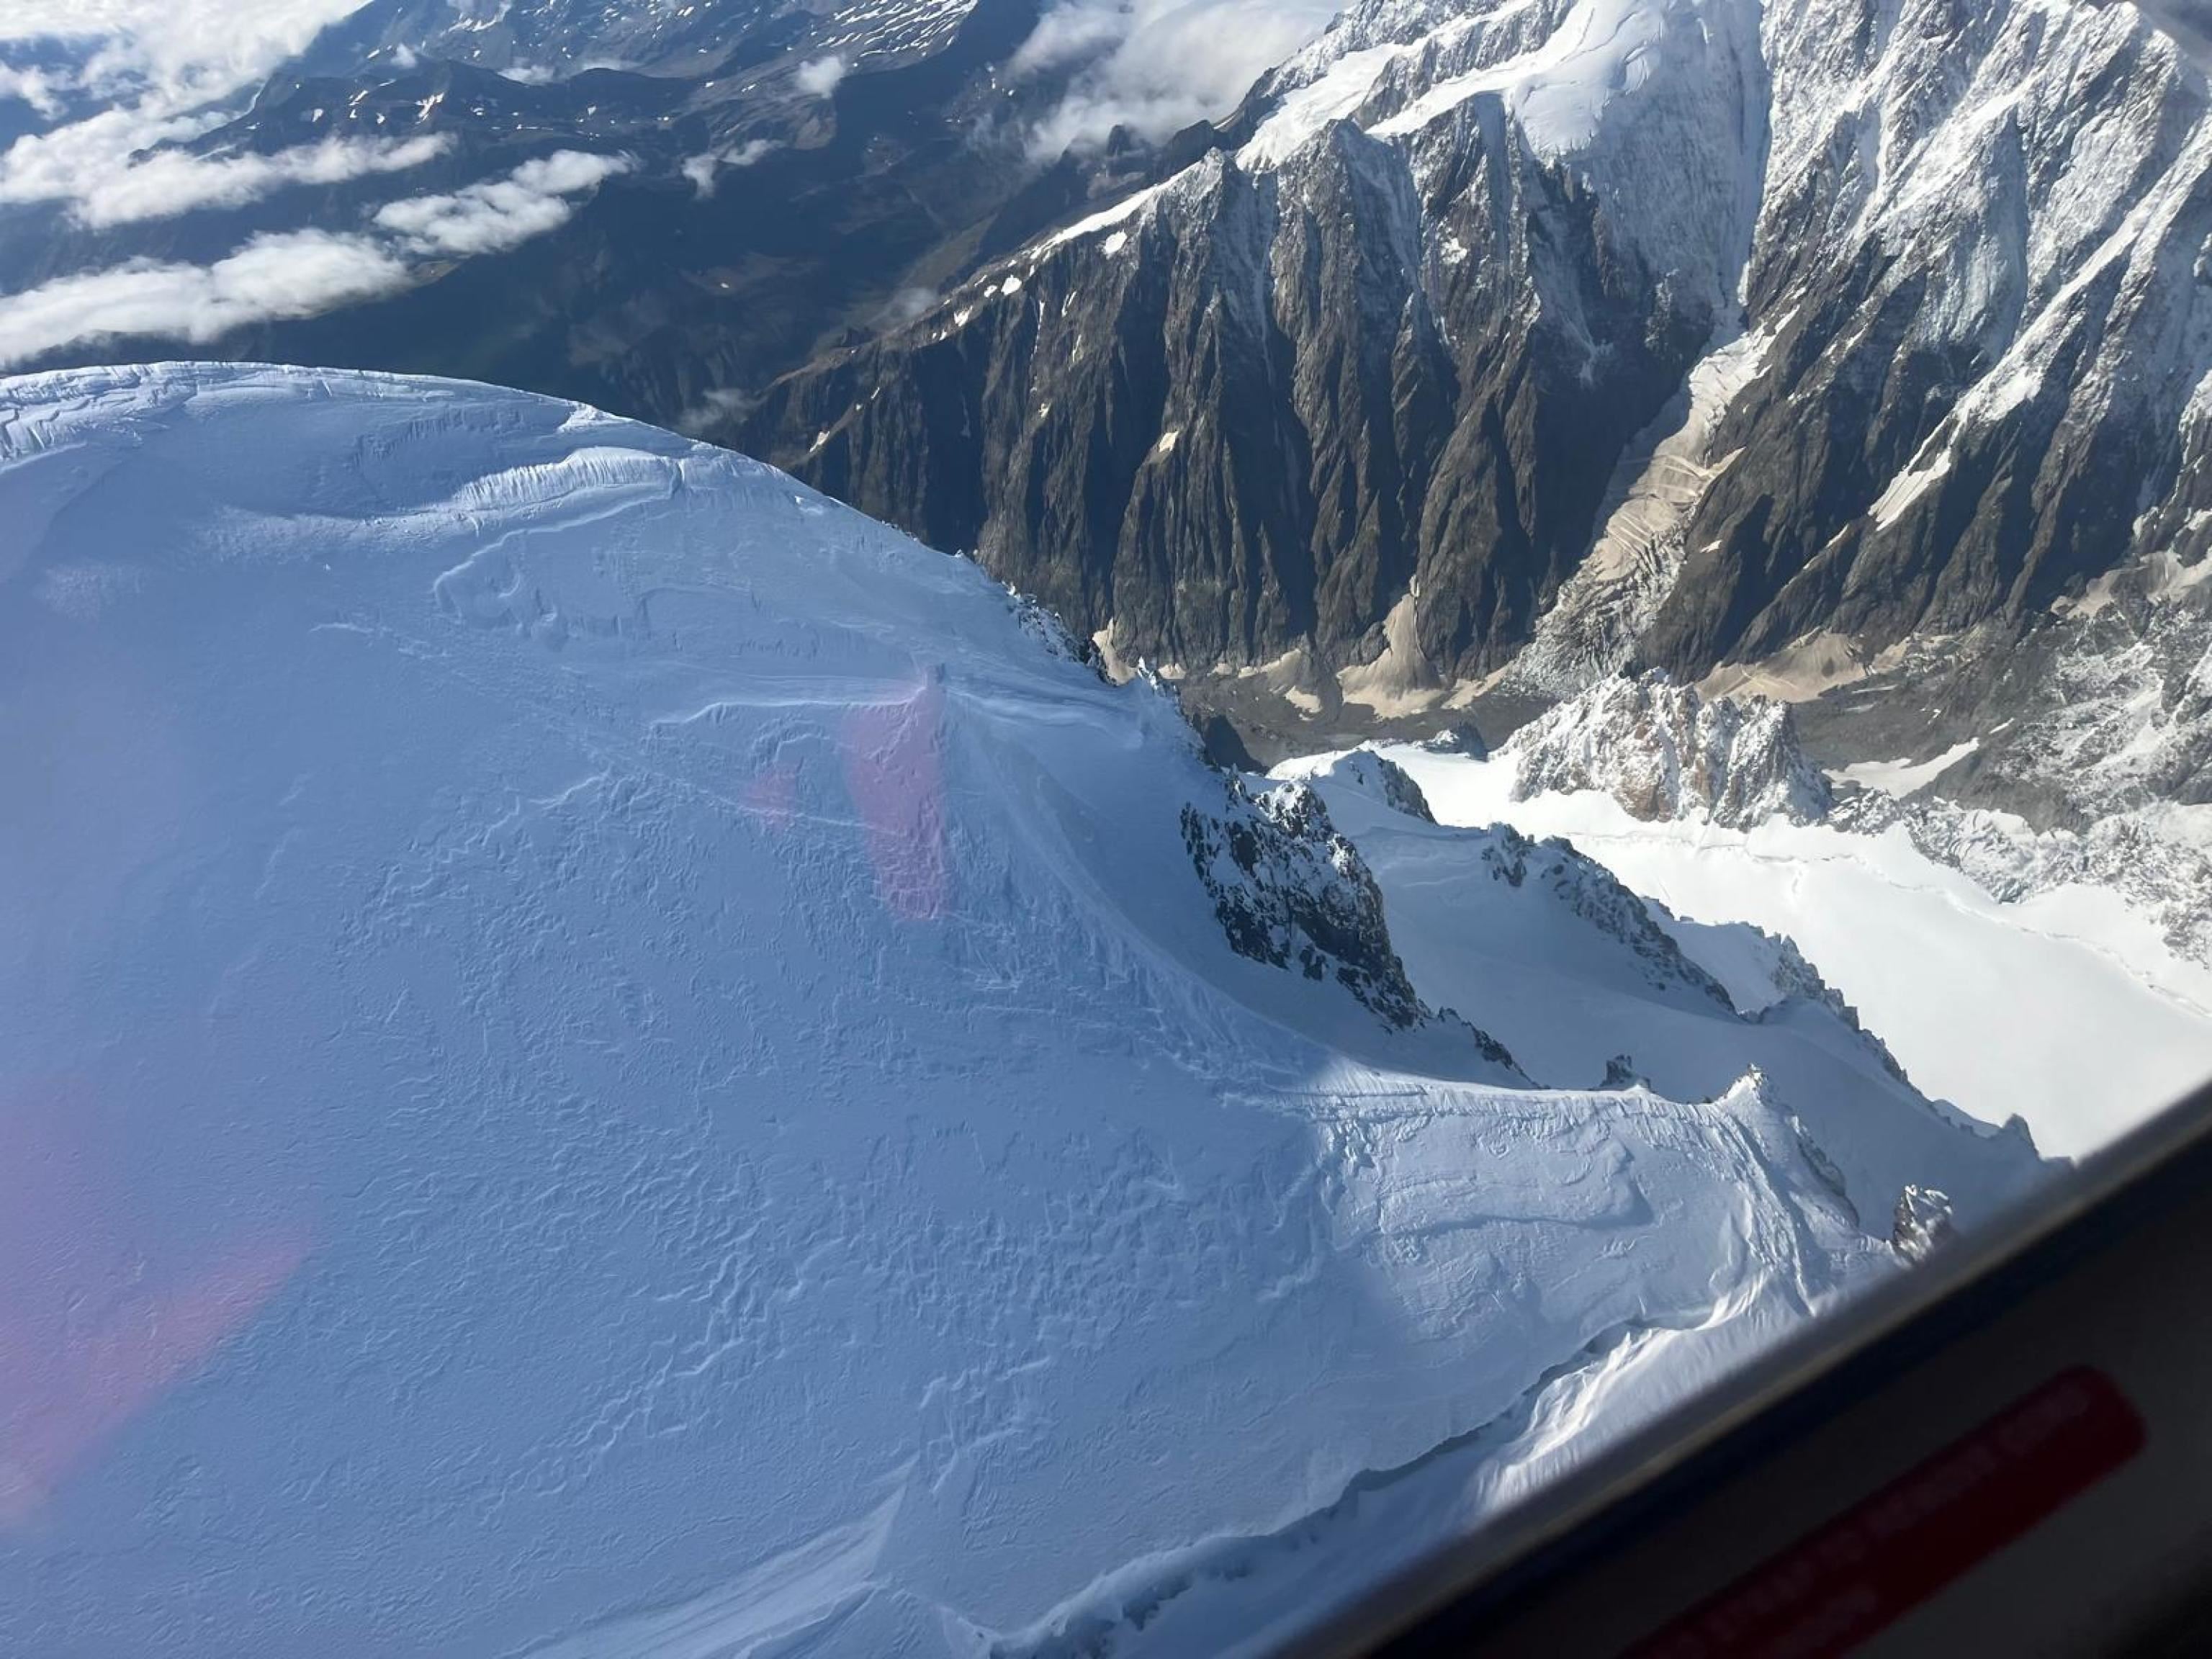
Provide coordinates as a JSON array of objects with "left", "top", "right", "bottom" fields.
[
  {"left": 299, "top": 0, "right": 984, "bottom": 81},
  {"left": 17, "top": 0, "right": 2212, "bottom": 857},
  {"left": 0, "top": 364, "right": 2044, "bottom": 1656},
  {"left": 1493, "top": 663, "right": 2212, "bottom": 986},
  {"left": 725, "top": 0, "right": 2212, "bottom": 996},
  {"left": 741, "top": 0, "right": 2212, "bottom": 763},
  {"left": 1804, "top": 556, "right": 2212, "bottom": 970},
  {"left": 1280, "top": 750, "right": 1983, "bottom": 1196}
]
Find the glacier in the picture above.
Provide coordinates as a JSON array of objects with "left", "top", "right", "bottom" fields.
[
  {"left": 0, "top": 364, "right": 2045, "bottom": 1655},
  {"left": 1295, "top": 733, "right": 2212, "bottom": 1159}
]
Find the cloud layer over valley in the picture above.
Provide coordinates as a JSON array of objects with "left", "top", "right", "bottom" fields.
[{"left": 1015, "top": 0, "right": 1341, "bottom": 156}]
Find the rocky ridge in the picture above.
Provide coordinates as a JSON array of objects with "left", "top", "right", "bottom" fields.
[
  {"left": 1179, "top": 777, "right": 1432, "bottom": 1031},
  {"left": 1503, "top": 673, "right": 1833, "bottom": 828},
  {"left": 741, "top": 0, "right": 2212, "bottom": 768}
]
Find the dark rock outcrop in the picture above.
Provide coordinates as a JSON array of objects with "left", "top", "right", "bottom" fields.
[
  {"left": 742, "top": 117, "right": 1711, "bottom": 685},
  {"left": 1892, "top": 1184, "right": 1959, "bottom": 1263},
  {"left": 742, "top": 0, "right": 2212, "bottom": 719},
  {"left": 1179, "top": 777, "right": 1426, "bottom": 1028}
]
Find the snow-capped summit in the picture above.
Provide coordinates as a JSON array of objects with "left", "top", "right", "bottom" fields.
[
  {"left": 0, "top": 364, "right": 2042, "bottom": 1657},
  {"left": 1295, "top": 747, "right": 1441, "bottom": 823}
]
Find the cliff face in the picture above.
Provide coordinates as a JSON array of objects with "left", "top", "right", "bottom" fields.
[
  {"left": 741, "top": 0, "right": 1761, "bottom": 685},
  {"left": 742, "top": 0, "right": 2212, "bottom": 708}
]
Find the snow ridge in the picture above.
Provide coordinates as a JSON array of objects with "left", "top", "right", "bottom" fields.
[
  {"left": 1298, "top": 746, "right": 1441, "bottom": 823},
  {"left": 1362, "top": 685, "right": 2212, "bottom": 1154}
]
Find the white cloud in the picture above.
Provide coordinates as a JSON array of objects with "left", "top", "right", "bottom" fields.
[
  {"left": 1016, "top": 0, "right": 1341, "bottom": 156},
  {"left": 879, "top": 284, "right": 939, "bottom": 325},
  {"left": 673, "top": 385, "right": 755, "bottom": 436},
  {"left": 500, "top": 55, "right": 637, "bottom": 86},
  {"left": 680, "top": 138, "right": 778, "bottom": 199},
  {"left": 1010, "top": 4, "right": 1134, "bottom": 76},
  {"left": 0, "top": 228, "right": 410, "bottom": 366},
  {"left": 0, "top": 125, "right": 454, "bottom": 228},
  {"left": 0, "top": 65, "right": 65, "bottom": 118},
  {"left": 0, "top": 4, "right": 642, "bottom": 366},
  {"left": 0, "top": 105, "right": 215, "bottom": 208},
  {"left": 0, "top": 146, "right": 637, "bottom": 364},
  {"left": 0, "top": 1, "right": 374, "bottom": 112},
  {"left": 679, "top": 153, "right": 718, "bottom": 197},
  {"left": 794, "top": 55, "right": 848, "bottom": 97},
  {"left": 0, "top": 3, "right": 413, "bottom": 228},
  {"left": 374, "top": 150, "right": 634, "bottom": 257}
]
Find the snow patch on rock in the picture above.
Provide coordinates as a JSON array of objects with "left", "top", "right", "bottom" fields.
[{"left": 1506, "top": 672, "right": 1834, "bottom": 828}]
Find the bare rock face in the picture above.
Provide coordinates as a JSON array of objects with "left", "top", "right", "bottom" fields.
[
  {"left": 743, "top": 0, "right": 2212, "bottom": 721},
  {"left": 1503, "top": 673, "right": 1833, "bottom": 828},
  {"left": 1892, "top": 1184, "right": 1959, "bottom": 1264},
  {"left": 19, "top": 0, "right": 2212, "bottom": 740},
  {"left": 742, "top": 4, "right": 1741, "bottom": 685}
]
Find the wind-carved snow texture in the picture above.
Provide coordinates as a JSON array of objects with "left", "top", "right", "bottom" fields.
[
  {"left": 0, "top": 364, "right": 2048, "bottom": 1658},
  {"left": 1503, "top": 673, "right": 1834, "bottom": 827}
]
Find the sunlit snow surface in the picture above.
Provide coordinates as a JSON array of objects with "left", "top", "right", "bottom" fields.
[
  {"left": 0, "top": 366, "right": 2040, "bottom": 1656},
  {"left": 1337, "top": 747, "right": 2212, "bottom": 1158}
]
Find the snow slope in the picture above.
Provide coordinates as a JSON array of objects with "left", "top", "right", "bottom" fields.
[
  {"left": 1276, "top": 751, "right": 2028, "bottom": 1217},
  {"left": 1239, "top": 0, "right": 1768, "bottom": 311},
  {"left": 1340, "top": 744, "right": 2212, "bottom": 1157},
  {"left": 0, "top": 364, "right": 2041, "bottom": 1656}
]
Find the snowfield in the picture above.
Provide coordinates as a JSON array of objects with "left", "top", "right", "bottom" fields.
[
  {"left": 0, "top": 365, "right": 2043, "bottom": 1657},
  {"left": 1320, "top": 745, "right": 2212, "bottom": 1159}
]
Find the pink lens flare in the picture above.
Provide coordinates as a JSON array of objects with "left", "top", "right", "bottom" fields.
[
  {"left": 841, "top": 681, "right": 950, "bottom": 922},
  {"left": 0, "top": 1082, "right": 307, "bottom": 1526},
  {"left": 741, "top": 760, "right": 803, "bottom": 831}
]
